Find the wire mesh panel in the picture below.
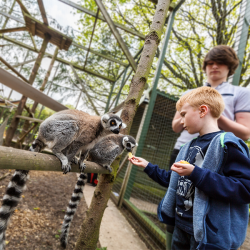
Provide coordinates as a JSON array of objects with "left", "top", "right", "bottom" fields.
[
  {"left": 112, "top": 92, "right": 178, "bottom": 249},
  {"left": 126, "top": 92, "right": 178, "bottom": 216},
  {"left": 112, "top": 104, "right": 146, "bottom": 197}
]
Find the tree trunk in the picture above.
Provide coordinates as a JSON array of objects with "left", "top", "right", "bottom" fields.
[
  {"left": 4, "top": 34, "right": 51, "bottom": 147},
  {"left": 74, "top": 0, "right": 171, "bottom": 249}
]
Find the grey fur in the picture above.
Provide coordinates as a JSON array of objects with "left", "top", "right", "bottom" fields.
[
  {"left": 60, "top": 134, "right": 137, "bottom": 248},
  {"left": 0, "top": 110, "right": 126, "bottom": 250},
  {"left": 88, "top": 134, "right": 137, "bottom": 172},
  {"left": 31, "top": 110, "right": 126, "bottom": 173}
]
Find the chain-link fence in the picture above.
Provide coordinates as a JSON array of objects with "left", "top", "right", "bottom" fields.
[{"left": 112, "top": 91, "right": 179, "bottom": 249}]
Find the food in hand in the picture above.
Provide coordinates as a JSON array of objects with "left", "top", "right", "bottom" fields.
[
  {"left": 179, "top": 160, "right": 190, "bottom": 164},
  {"left": 128, "top": 152, "right": 134, "bottom": 159}
]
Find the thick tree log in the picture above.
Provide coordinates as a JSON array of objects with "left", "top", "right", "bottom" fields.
[
  {"left": 0, "top": 146, "right": 109, "bottom": 174},
  {"left": 74, "top": 0, "right": 171, "bottom": 249}
]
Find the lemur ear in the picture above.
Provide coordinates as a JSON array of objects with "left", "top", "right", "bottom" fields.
[
  {"left": 122, "top": 123, "right": 127, "bottom": 129},
  {"left": 124, "top": 136, "right": 129, "bottom": 142},
  {"left": 101, "top": 114, "right": 110, "bottom": 123},
  {"left": 115, "top": 109, "right": 122, "bottom": 117}
]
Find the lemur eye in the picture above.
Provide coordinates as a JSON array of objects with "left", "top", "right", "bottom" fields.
[
  {"left": 110, "top": 120, "right": 116, "bottom": 126},
  {"left": 119, "top": 124, "right": 122, "bottom": 129}
]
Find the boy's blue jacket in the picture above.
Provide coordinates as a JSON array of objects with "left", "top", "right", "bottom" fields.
[{"left": 145, "top": 132, "right": 250, "bottom": 250}]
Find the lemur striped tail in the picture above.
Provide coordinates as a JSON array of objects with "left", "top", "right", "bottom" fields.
[
  {"left": 60, "top": 173, "right": 87, "bottom": 249},
  {"left": 0, "top": 139, "right": 44, "bottom": 250}
]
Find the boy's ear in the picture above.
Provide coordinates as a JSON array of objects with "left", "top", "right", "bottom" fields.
[{"left": 199, "top": 105, "right": 209, "bottom": 118}]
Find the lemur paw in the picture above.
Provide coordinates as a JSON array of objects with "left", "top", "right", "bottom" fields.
[
  {"left": 62, "top": 163, "right": 71, "bottom": 174},
  {"left": 104, "top": 165, "right": 113, "bottom": 173},
  {"left": 79, "top": 162, "right": 87, "bottom": 172},
  {"left": 71, "top": 157, "right": 78, "bottom": 165}
]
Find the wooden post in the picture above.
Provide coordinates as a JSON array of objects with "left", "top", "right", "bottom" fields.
[
  {"left": 17, "top": 46, "right": 58, "bottom": 147},
  {"left": 4, "top": 33, "right": 51, "bottom": 147}
]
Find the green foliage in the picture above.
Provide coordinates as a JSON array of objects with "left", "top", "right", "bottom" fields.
[
  {"left": 1, "top": 0, "right": 249, "bottom": 115},
  {"left": 158, "top": 0, "right": 249, "bottom": 96}
]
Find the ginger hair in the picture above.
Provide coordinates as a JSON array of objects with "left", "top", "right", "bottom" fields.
[{"left": 176, "top": 86, "right": 225, "bottom": 118}]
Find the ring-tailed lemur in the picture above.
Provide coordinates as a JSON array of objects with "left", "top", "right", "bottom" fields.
[
  {"left": 60, "top": 134, "right": 137, "bottom": 248},
  {"left": 0, "top": 111, "right": 126, "bottom": 250}
]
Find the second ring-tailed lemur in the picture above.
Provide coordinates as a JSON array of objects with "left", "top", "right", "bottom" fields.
[
  {"left": 0, "top": 110, "right": 126, "bottom": 250},
  {"left": 60, "top": 134, "right": 137, "bottom": 248}
]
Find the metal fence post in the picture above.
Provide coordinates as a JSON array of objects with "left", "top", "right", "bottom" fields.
[{"left": 231, "top": 0, "right": 250, "bottom": 86}]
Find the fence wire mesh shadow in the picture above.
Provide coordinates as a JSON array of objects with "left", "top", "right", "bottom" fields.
[{"left": 112, "top": 91, "right": 179, "bottom": 250}]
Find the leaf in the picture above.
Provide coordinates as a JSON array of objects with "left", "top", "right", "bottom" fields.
[
  {"left": 55, "top": 235, "right": 60, "bottom": 239},
  {"left": 33, "top": 207, "right": 40, "bottom": 210}
]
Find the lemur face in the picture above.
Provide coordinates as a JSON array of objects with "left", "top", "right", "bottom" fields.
[
  {"left": 122, "top": 136, "right": 137, "bottom": 152},
  {"left": 101, "top": 114, "right": 126, "bottom": 134}
]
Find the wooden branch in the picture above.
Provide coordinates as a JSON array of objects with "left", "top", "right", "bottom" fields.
[
  {"left": 16, "top": 0, "right": 30, "bottom": 15},
  {"left": 0, "top": 56, "right": 29, "bottom": 83},
  {"left": 0, "top": 26, "right": 27, "bottom": 34},
  {"left": 95, "top": 0, "right": 137, "bottom": 72},
  {"left": 7, "top": 57, "right": 45, "bottom": 69},
  {"left": 1, "top": 35, "right": 116, "bottom": 82},
  {"left": 31, "top": 20, "right": 36, "bottom": 36},
  {"left": 0, "top": 10, "right": 128, "bottom": 67},
  {"left": 16, "top": 115, "right": 43, "bottom": 123},
  {"left": 0, "top": 146, "right": 110, "bottom": 174},
  {"left": 29, "top": 32, "right": 38, "bottom": 50},
  {"left": 60, "top": 37, "right": 66, "bottom": 50},
  {"left": 58, "top": 0, "right": 145, "bottom": 40},
  {"left": 70, "top": 65, "right": 100, "bottom": 115},
  {"left": 2, "top": 0, "right": 16, "bottom": 29},
  {"left": 17, "top": 122, "right": 38, "bottom": 145},
  {"left": 37, "top": 0, "right": 49, "bottom": 25},
  {"left": 40, "top": 47, "right": 59, "bottom": 91}
]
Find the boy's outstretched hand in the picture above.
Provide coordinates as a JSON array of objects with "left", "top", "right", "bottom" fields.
[
  {"left": 171, "top": 162, "right": 195, "bottom": 176},
  {"left": 128, "top": 156, "right": 149, "bottom": 168}
]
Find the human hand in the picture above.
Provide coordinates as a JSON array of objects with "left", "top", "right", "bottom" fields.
[
  {"left": 171, "top": 162, "right": 195, "bottom": 176},
  {"left": 128, "top": 156, "right": 149, "bottom": 168}
]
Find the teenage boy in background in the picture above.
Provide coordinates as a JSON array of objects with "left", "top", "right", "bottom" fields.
[{"left": 129, "top": 87, "right": 250, "bottom": 250}]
